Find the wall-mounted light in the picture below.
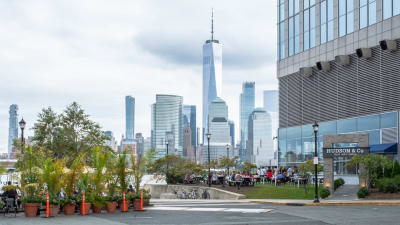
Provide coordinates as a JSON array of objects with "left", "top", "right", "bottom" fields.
[
  {"left": 335, "top": 55, "right": 350, "bottom": 66},
  {"left": 300, "top": 67, "right": 313, "bottom": 77},
  {"left": 379, "top": 40, "right": 397, "bottom": 52},
  {"left": 316, "top": 61, "right": 331, "bottom": 72},
  {"left": 356, "top": 48, "right": 372, "bottom": 59}
]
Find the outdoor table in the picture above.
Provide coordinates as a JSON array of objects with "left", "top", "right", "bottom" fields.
[{"left": 218, "top": 176, "right": 224, "bottom": 185}]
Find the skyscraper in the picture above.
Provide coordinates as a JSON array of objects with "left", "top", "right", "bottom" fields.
[
  {"left": 104, "top": 131, "right": 117, "bottom": 151},
  {"left": 151, "top": 94, "right": 183, "bottom": 159},
  {"left": 247, "top": 108, "right": 273, "bottom": 167},
  {"left": 202, "top": 10, "right": 222, "bottom": 143},
  {"left": 8, "top": 104, "right": 18, "bottom": 158},
  {"left": 239, "top": 82, "right": 255, "bottom": 162},
  {"left": 228, "top": 120, "right": 235, "bottom": 148},
  {"left": 183, "top": 126, "right": 195, "bottom": 161},
  {"left": 125, "top": 96, "right": 135, "bottom": 140},
  {"left": 183, "top": 105, "right": 197, "bottom": 147},
  {"left": 263, "top": 90, "right": 279, "bottom": 163},
  {"left": 136, "top": 133, "right": 144, "bottom": 156}
]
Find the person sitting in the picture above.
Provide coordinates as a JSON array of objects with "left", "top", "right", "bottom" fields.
[
  {"left": 2, "top": 181, "right": 17, "bottom": 210},
  {"left": 184, "top": 173, "right": 191, "bottom": 184},
  {"left": 267, "top": 169, "right": 273, "bottom": 182},
  {"left": 212, "top": 173, "right": 218, "bottom": 184}
]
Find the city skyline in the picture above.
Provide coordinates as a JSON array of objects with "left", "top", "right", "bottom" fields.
[{"left": 0, "top": 0, "right": 278, "bottom": 153}]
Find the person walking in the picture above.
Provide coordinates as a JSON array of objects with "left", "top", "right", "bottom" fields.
[{"left": 235, "top": 172, "right": 242, "bottom": 190}]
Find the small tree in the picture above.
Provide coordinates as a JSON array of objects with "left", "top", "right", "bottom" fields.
[
  {"left": 242, "top": 162, "right": 257, "bottom": 174},
  {"left": 219, "top": 156, "right": 238, "bottom": 175},
  {"left": 116, "top": 152, "right": 129, "bottom": 193},
  {"left": 131, "top": 153, "right": 148, "bottom": 194},
  {"left": 299, "top": 160, "right": 323, "bottom": 179},
  {"left": 41, "top": 159, "right": 65, "bottom": 204}
]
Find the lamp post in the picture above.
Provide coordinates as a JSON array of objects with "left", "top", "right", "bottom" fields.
[
  {"left": 165, "top": 140, "right": 169, "bottom": 173},
  {"left": 226, "top": 144, "right": 230, "bottom": 176},
  {"left": 312, "top": 121, "right": 319, "bottom": 203},
  {"left": 207, "top": 132, "right": 211, "bottom": 187},
  {"left": 19, "top": 118, "right": 26, "bottom": 144}
]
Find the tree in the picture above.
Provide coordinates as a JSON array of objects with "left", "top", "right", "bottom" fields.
[
  {"left": 299, "top": 160, "right": 323, "bottom": 179},
  {"left": 116, "top": 152, "right": 129, "bottom": 193},
  {"left": 219, "top": 156, "right": 238, "bottom": 175},
  {"left": 242, "top": 162, "right": 257, "bottom": 173},
  {"left": 31, "top": 102, "right": 109, "bottom": 165},
  {"left": 131, "top": 152, "right": 148, "bottom": 194}
]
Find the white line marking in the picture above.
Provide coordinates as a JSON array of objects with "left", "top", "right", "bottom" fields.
[{"left": 147, "top": 207, "right": 273, "bottom": 213}]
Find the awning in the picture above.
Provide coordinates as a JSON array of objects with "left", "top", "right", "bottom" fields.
[{"left": 370, "top": 143, "right": 398, "bottom": 154}]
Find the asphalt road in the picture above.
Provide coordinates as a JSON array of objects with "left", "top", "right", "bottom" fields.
[{"left": 1, "top": 201, "right": 399, "bottom": 225}]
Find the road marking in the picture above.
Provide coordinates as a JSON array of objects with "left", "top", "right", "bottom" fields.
[
  {"left": 154, "top": 203, "right": 258, "bottom": 207},
  {"left": 147, "top": 206, "right": 273, "bottom": 213}
]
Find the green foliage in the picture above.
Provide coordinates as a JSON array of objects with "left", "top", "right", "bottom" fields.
[
  {"left": 334, "top": 178, "right": 345, "bottom": 190},
  {"left": 41, "top": 158, "right": 65, "bottom": 199},
  {"left": 131, "top": 152, "right": 149, "bottom": 195},
  {"left": 392, "top": 161, "right": 400, "bottom": 177},
  {"left": 104, "top": 152, "right": 118, "bottom": 198},
  {"left": 90, "top": 147, "right": 107, "bottom": 197},
  {"left": 15, "top": 146, "right": 43, "bottom": 198},
  {"left": 64, "top": 153, "right": 85, "bottom": 197},
  {"left": 357, "top": 187, "right": 369, "bottom": 198},
  {"left": 21, "top": 195, "right": 43, "bottom": 203},
  {"left": 376, "top": 176, "right": 400, "bottom": 193},
  {"left": 59, "top": 196, "right": 77, "bottom": 206},
  {"left": 348, "top": 154, "right": 392, "bottom": 188},
  {"left": 116, "top": 152, "right": 129, "bottom": 192},
  {"left": 92, "top": 195, "right": 106, "bottom": 207},
  {"left": 31, "top": 102, "right": 109, "bottom": 165},
  {"left": 319, "top": 187, "right": 330, "bottom": 199},
  {"left": 298, "top": 160, "right": 323, "bottom": 178},
  {"left": 219, "top": 156, "right": 238, "bottom": 173},
  {"left": 242, "top": 162, "right": 257, "bottom": 173}
]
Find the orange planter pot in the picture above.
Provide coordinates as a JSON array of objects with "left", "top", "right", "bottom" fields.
[
  {"left": 24, "top": 203, "right": 39, "bottom": 217},
  {"left": 92, "top": 204, "right": 102, "bottom": 214},
  {"left": 49, "top": 204, "right": 60, "bottom": 217},
  {"left": 119, "top": 201, "right": 129, "bottom": 212},
  {"left": 106, "top": 202, "right": 117, "bottom": 214},
  {"left": 133, "top": 199, "right": 141, "bottom": 211},
  {"left": 80, "top": 202, "right": 91, "bottom": 215},
  {"left": 63, "top": 203, "right": 76, "bottom": 215}
]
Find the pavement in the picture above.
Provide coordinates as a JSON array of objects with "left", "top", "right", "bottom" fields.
[
  {"left": 1, "top": 199, "right": 400, "bottom": 225},
  {"left": 330, "top": 185, "right": 359, "bottom": 200}
]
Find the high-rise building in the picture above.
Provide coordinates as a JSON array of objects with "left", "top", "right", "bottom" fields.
[
  {"left": 125, "top": 96, "right": 135, "bottom": 140},
  {"left": 239, "top": 82, "right": 255, "bottom": 162},
  {"left": 104, "top": 131, "right": 117, "bottom": 151},
  {"left": 277, "top": 0, "right": 400, "bottom": 170},
  {"left": 183, "top": 105, "right": 197, "bottom": 147},
  {"left": 203, "top": 10, "right": 222, "bottom": 143},
  {"left": 8, "top": 104, "right": 18, "bottom": 158},
  {"left": 202, "top": 97, "right": 232, "bottom": 163},
  {"left": 263, "top": 90, "right": 279, "bottom": 162},
  {"left": 183, "top": 126, "right": 195, "bottom": 161},
  {"left": 151, "top": 94, "right": 183, "bottom": 159},
  {"left": 136, "top": 133, "right": 144, "bottom": 156},
  {"left": 247, "top": 108, "right": 274, "bottom": 167},
  {"left": 228, "top": 120, "right": 235, "bottom": 148}
]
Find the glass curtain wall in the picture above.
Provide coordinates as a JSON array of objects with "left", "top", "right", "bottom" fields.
[
  {"left": 339, "top": 0, "right": 354, "bottom": 37},
  {"left": 360, "top": 0, "right": 377, "bottom": 29},
  {"left": 288, "top": 0, "right": 300, "bottom": 56},
  {"left": 304, "top": 0, "right": 316, "bottom": 50},
  {"left": 383, "top": 0, "right": 400, "bottom": 20},
  {"left": 278, "top": 0, "right": 285, "bottom": 60},
  {"left": 320, "top": 0, "right": 334, "bottom": 44}
]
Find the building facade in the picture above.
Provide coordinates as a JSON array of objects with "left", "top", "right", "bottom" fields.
[
  {"left": 183, "top": 126, "right": 195, "bottom": 161},
  {"left": 263, "top": 90, "right": 279, "bottom": 162},
  {"left": 247, "top": 108, "right": 274, "bottom": 167},
  {"left": 183, "top": 105, "right": 197, "bottom": 148},
  {"left": 203, "top": 12, "right": 222, "bottom": 144},
  {"left": 228, "top": 120, "right": 235, "bottom": 148},
  {"left": 151, "top": 94, "right": 183, "bottom": 159},
  {"left": 8, "top": 104, "right": 18, "bottom": 158},
  {"left": 239, "top": 82, "right": 255, "bottom": 162},
  {"left": 136, "top": 133, "right": 144, "bottom": 156},
  {"left": 277, "top": 0, "right": 400, "bottom": 171},
  {"left": 125, "top": 96, "right": 135, "bottom": 140},
  {"left": 104, "top": 131, "right": 117, "bottom": 151}
]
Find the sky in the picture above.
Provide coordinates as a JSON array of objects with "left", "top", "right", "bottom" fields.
[{"left": 0, "top": 0, "right": 278, "bottom": 153}]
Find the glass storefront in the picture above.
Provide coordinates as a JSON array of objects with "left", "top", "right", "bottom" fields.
[{"left": 278, "top": 111, "right": 399, "bottom": 172}]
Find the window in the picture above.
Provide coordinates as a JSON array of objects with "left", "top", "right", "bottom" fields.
[
  {"left": 337, "top": 118, "right": 357, "bottom": 133},
  {"left": 287, "top": 126, "right": 301, "bottom": 139},
  {"left": 278, "top": 0, "right": 285, "bottom": 60},
  {"left": 304, "top": 0, "right": 316, "bottom": 50},
  {"left": 339, "top": 0, "right": 354, "bottom": 37},
  {"left": 357, "top": 115, "right": 379, "bottom": 131},
  {"left": 288, "top": 0, "right": 300, "bottom": 56},
  {"left": 278, "top": 128, "right": 287, "bottom": 140},
  {"left": 383, "top": 0, "right": 400, "bottom": 20},
  {"left": 321, "top": 0, "right": 334, "bottom": 44},
  {"left": 360, "top": 0, "right": 376, "bottom": 29},
  {"left": 319, "top": 121, "right": 337, "bottom": 136},
  {"left": 301, "top": 124, "right": 314, "bottom": 137},
  {"left": 380, "top": 112, "right": 397, "bottom": 129}
]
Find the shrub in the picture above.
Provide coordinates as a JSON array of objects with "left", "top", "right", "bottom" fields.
[
  {"left": 392, "top": 161, "right": 400, "bottom": 177},
  {"left": 319, "top": 188, "right": 330, "bottom": 199},
  {"left": 334, "top": 178, "right": 345, "bottom": 190},
  {"left": 357, "top": 187, "right": 369, "bottom": 198},
  {"left": 21, "top": 195, "right": 43, "bottom": 203},
  {"left": 377, "top": 178, "right": 399, "bottom": 193}
]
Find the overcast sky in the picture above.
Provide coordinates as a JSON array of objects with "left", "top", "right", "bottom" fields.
[{"left": 0, "top": 0, "right": 278, "bottom": 152}]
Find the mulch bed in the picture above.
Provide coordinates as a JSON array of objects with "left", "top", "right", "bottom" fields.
[{"left": 365, "top": 191, "right": 400, "bottom": 200}]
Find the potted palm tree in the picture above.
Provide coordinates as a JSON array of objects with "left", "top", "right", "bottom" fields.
[
  {"left": 41, "top": 158, "right": 65, "bottom": 217},
  {"left": 116, "top": 152, "right": 130, "bottom": 211},
  {"left": 63, "top": 154, "right": 84, "bottom": 215},
  {"left": 105, "top": 153, "right": 118, "bottom": 213},
  {"left": 91, "top": 147, "right": 107, "bottom": 214},
  {"left": 77, "top": 173, "right": 92, "bottom": 214}
]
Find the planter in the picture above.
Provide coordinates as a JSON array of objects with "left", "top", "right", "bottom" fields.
[
  {"left": 92, "top": 204, "right": 103, "bottom": 214},
  {"left": 49, "top": 204, "right": 60, "bottom": 217},
  {"left": 80, "top": 202, "right": 91, "bottom": 215},
  {"left": 119, "top": 201, "right": 129, "bottom": 212},
  {"left": 106, "top": 202, "right": 117, "bottom": 214},
  {"left": 24, "top": 203, "right": 39, "bottom": 217},
  {"left": 144, "top": 199, "right": 150, "bottom": 206},
  {"left": 63, "top": 203, "right": 76, "bottom": 215},
  {"left": 133, "top": 199, "right": 141, "bottom": 211}
]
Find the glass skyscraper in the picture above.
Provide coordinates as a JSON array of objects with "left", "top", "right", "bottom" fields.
[
  {"left": 202, "top": 11, "right": 222, "bottom": 143},
  {"left": 125, "top": 96, "right": 135, "bottom": 140},
  {"left": 239, "top": 82, "right": 255, "bottom": 162},
  {"left": 8, "top": 104, "right": 18, "bottom": 158},
  {"left": 183, "top": 105, "right": 197, "bottom": 147},
  {"left": 247, "top": 108, "right": 274, "bottom": 167},
  {"left": 263, "top": 90, "right": 279, "bottom": 162},
  {"left": 151, "top": 94, "right": 183, "bottom": 159}
]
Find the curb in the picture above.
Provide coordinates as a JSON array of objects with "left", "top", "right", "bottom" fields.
[{"left": 250, "top": 200, "right": 400, "bottom": 206}]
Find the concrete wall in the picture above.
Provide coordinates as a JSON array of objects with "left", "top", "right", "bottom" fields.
[{"left": 144, "top": 184, "right": 246, "bottom": 200}]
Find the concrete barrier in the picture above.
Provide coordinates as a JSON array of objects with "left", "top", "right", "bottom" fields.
[{"left": 144, "top": 184, "right": 245, "bottom": 200}]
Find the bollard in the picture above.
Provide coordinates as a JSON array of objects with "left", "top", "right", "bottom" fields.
[
  {"left": 140, "top": 190, "right": 143, "bottom": 211},
  {"left": 46, "top": 193, "right": 49, "bottom": 218},
  {"left": 82, "top": 192, "right": 86, "bottom": 215},
  {"left": 123, "top": 192, "right": 126, "bottom": 212}
]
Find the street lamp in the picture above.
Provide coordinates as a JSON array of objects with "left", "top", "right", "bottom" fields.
[
  {"left": 226, "top": 144, "right": 230, "bottom": 176},
  {"left": 165, "top": 139, "right": 169, "bottom": 174},
  {"left": 207, "top": 132, "right": 211, "bottom": 187},
  {"left": 312, "top": 121, "right": 319, "bottom": 203},
  {"left": 19, "top": 118, "right": 26, "bottom": 144}
]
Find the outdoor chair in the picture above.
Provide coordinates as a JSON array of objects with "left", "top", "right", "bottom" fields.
[{"left": 3, "top": 198, "right": 17, "bottom": 217}]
